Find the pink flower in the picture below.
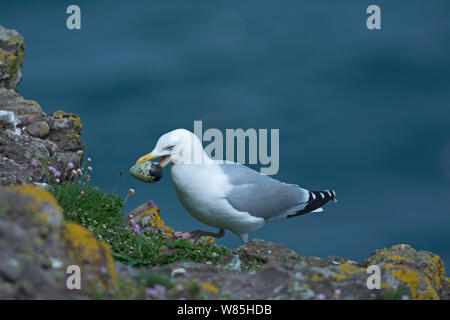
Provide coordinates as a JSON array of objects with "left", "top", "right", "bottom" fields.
[
  {"left": 31, "top": 159, "right": 38, "bottom": 168},
  {"left": 146, "top": 288, "right": 158, "bottom": 298},
  {"left": 154, "top": 284, "right": 166, "bottom": 295},
  {"left": 87, "top": 166, "right": 93, "bottom": 172},
  {"left": 317, "top": 294, "right": 326, "bottom": 300},
  {"left": 333, "top": 289, "right": 341, "bottom": 299},
  {"left": 48, "top": 166, "right": 61, "bottom": 177},
  {"left": 131, "top": 220, "right": 141, "bottom": 234},
  {"left": 401, "top": 295, "right": 410, "bottom": 300},
  {"left": 148, "top": 200, "right": 156, "bottom": 207},
  {"left": 128, "top": 189, "right": 135, "bottom": 195},
  {"left": 145, "top": 285, "right": 166, "bottom": 298},
  {"left": 67, "top": 162, "right": 74, "bottom": 169},
  {"left": 86, "top": 157, "right": 91, "bottom": 163},
  {"left": 76, "top": 150, "right": 84, "bottom": 155}
]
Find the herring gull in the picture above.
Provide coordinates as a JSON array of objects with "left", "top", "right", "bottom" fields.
[{"left": 135, "top": 129, "right": 336, "bottom": 242}]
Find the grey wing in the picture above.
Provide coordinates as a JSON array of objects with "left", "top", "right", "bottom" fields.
[{"left": 218, "top": 163, "right": 309, "bottom": 221}]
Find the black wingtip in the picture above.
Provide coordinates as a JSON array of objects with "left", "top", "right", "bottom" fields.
[{"left": 287, "top": 189, "right": 337, "bottom": 219}]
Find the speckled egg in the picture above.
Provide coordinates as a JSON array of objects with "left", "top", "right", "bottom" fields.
[{"left": 129, "top": 161, "right": 163, "bottom": 183}]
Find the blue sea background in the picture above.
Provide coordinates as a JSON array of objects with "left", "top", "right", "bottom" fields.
[{"left": 2, "top": 1, "right": 450, "bottom": 267}]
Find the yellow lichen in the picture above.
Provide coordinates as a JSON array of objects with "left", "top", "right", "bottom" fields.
[
  {"left": 416, "top": 277, "right": 440, "bottom": 300},
  {"left": 131, "top": 205, "right": 175, "bottom": 237},
  {"left": 201, "top": 283, "right": 219, "bottom": 294},
  {"left": 26, "top": 100, "right": 43, "bottom": 115},
  {"left": 62, "top": 222, "right": 118, "bottom": 287},
  {"left": 311, "top": 274, "right": 324, "bottom": 282},
  {"left": 201, "top": 236, "right": 215, "bottom": 244},
  {"left": 0, "top": 50, "right": 20, "bottom": 84},
  {"left": 52, "top": 110, "right": 83, "bottom": 143},
  {"left": 425, "top": 254, "right": 445, "bottom": 291},
  {"left": 99, "top": 242, "right": 118, "bottom": 286},
  {"left": 339, "top": 263, "right": 361, "bottom": 275},
  {"left": 383, "top": 263, "right": 395, "bottom": 271},
  {"left": 389, "top": 255, "right": 410, "bottom": 262},
  {"left": 390, "top": 266, "right": 439, "bottom": 300},
  {"left": 53, "top": 110, "right": 82, "bottom": 129},
  {"left": 10, "top": 185, "right": 61, "bottom": 210},
  {"left": 148, "top": 208, "right": 174, "bottom": 236},
  {"left": 331, "top": 273, "right": 348, "bottom": 282},
  {"left": 63, "top": 222, "right": 102, "bottom": 261},
  {"left": 391, "top": 267, "right": 419, "bottom": 297}
]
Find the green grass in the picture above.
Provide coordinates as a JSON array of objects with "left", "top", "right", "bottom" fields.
[
  {"left": 50, "top": 181, "right": 231, "bottom": 267},
  {"left": 241, "top": 255, "right": 264, "bottom": 272},
  {"left": 379, "top": 286, "right": 411, "bottom": 300}
]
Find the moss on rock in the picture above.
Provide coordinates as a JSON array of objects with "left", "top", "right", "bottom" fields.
[
  {"left": 363, "top": 244, "right": 446, "bottom": 300},
  {"left": 0, "top": 185, "right": 118, "bottom": 299},
  {"left": 0, "top": 25, "right": 25, "bottom": 90},
  {"left": 62, "top": 222, "right": 118, "bottom": 289},
  {"left": 126, "top": 201, "right": 175, "bottom": 237},
  {"left": 50, "top": 110, "right": 83, "bottom": 146}
]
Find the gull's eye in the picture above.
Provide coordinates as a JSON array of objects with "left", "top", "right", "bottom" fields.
[{"left": 167, "top": 146, "right": 174, "bottom": 151}]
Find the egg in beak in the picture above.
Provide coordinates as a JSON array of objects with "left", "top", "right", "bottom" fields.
[{"left": 129, "top": 161, "right": 163, "bottom": 183}]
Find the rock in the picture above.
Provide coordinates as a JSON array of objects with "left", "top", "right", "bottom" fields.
[
  {"left": 442, "top": 278, "right": 450, "bottom": 300},
  {"left": 0, "top": 109, "right": 21, "bottom": 134},
  {"left": 48, "top": 110, "right": 84, "bottom": 152},
  {"left": 361, "top": 244, "right": 446, "bottom": 299},
  {"left": 151, "top": 240, "right": 449, "bottom": 300},
  {"left": 0, "top": 185, "right": 118, "bottom": 299},
  {"left": 0, "top": 25, "right": 25, "bottom": 90},
  {"left": 0, "top": 88, "right": 42, "bottom": 125},
  {"left": 126, "top": 201, "right": 175, "bottom": 237},
  {"left": 25, "top": 121, "right": 50, "bottom": 138},
  {"left": 0, "top": 26, "right": 85, "bottom": 186},
  {"left": 233, "top": 238, "right": 300, "bottom": 264}
]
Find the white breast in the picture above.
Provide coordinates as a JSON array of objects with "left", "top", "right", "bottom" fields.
[{"left": 170, "top": 163, "right": 264, "bottom": 234}]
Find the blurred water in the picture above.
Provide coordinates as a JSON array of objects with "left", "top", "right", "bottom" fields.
[{"left": 2, "top": 1, "right": 450, "bottom": 267}]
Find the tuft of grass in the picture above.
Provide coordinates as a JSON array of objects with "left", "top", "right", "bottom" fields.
[
  {"left": 50, "top": 181, "right": 231, "bottom": 267},
  {"left": 241, "top": 255, "right": 264, "bottom": 272},
  {"left": 379, "top": 286, "right": 412, "bottom": 300}
]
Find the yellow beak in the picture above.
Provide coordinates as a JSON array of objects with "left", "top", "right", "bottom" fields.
[
  {"left": 136, "top": 152, "right": 171, "bottom": 167},
  {"left": 136, "top": 152, "right": 157, "bottom": 164}
]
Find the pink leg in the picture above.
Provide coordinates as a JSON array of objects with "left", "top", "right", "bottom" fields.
[{"left": 180, "top": 229, "right": 225, "bottom": 241}]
